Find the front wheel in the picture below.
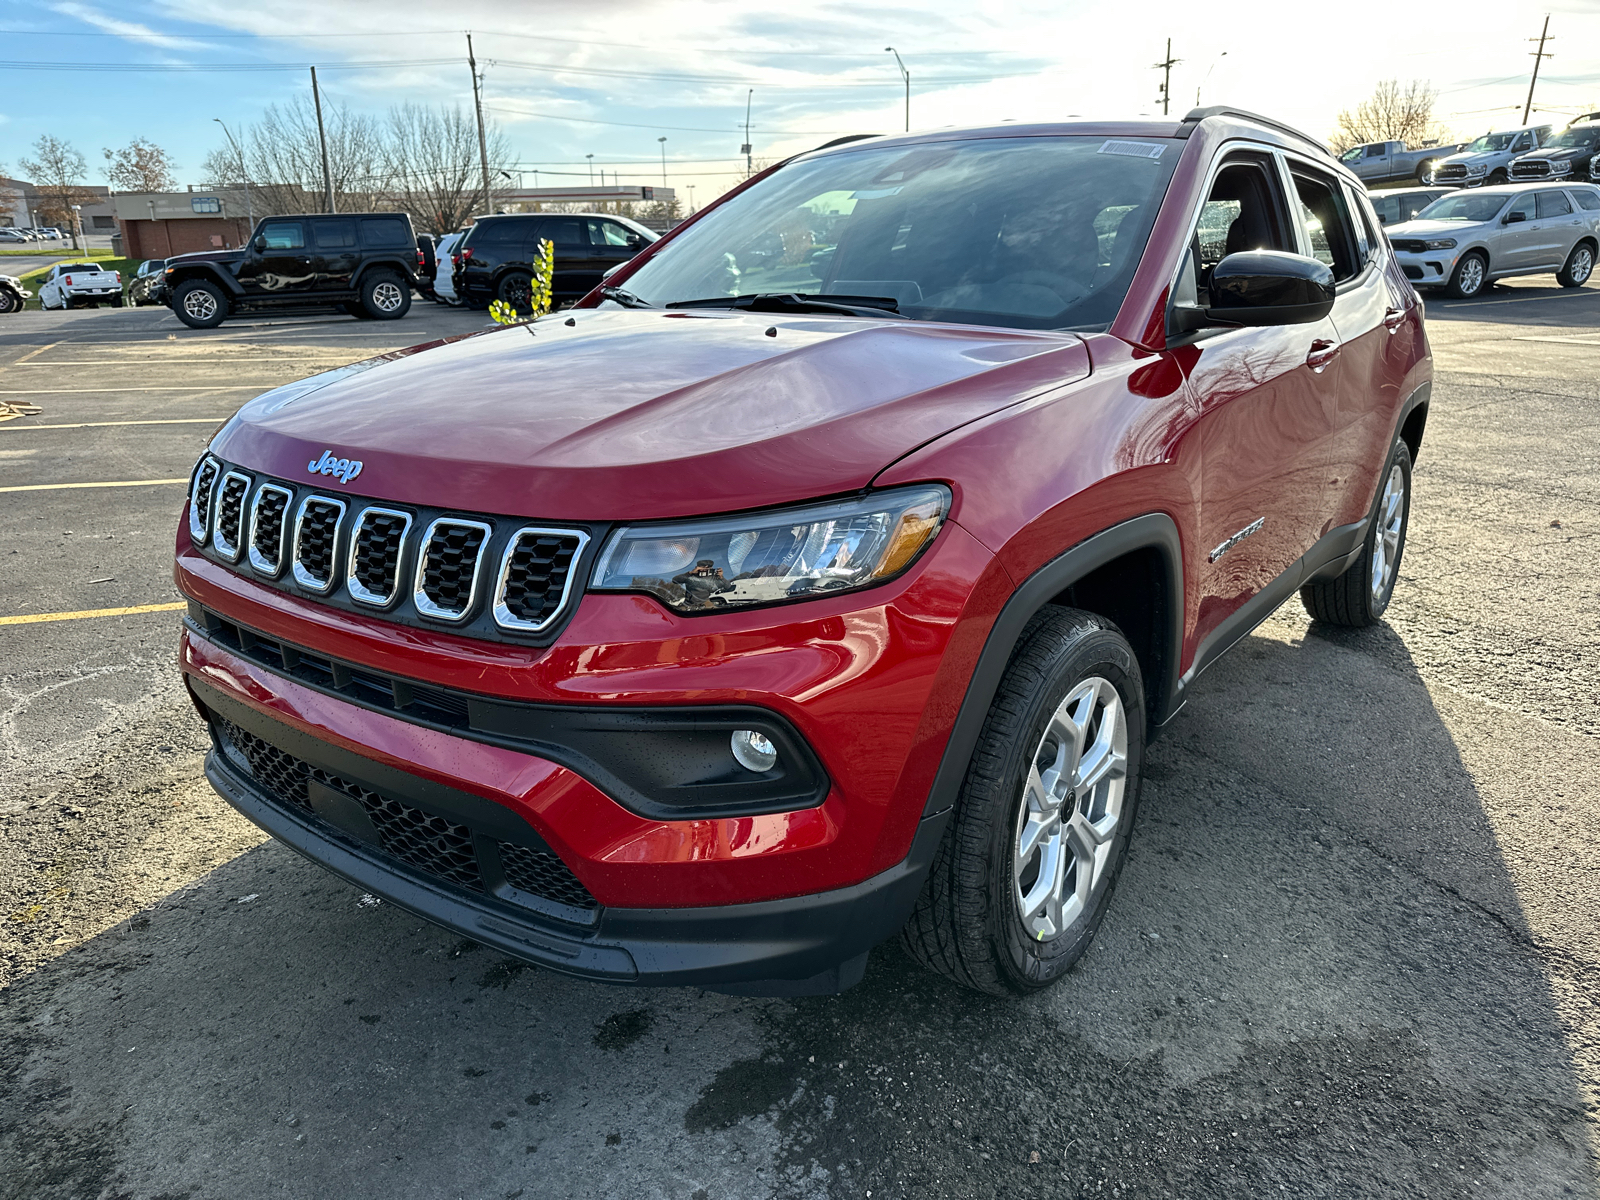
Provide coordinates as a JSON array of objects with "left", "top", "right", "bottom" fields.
[
  {"left": 172, "top": 279, "right": 228, "bottom": 329},
  {"left": 1445, "top": 251, "right": 1488, "bottom": 299},
  {"left": 1301, "top": 440, "right": 1412, "bottom": 626},
  {"left": 359, "top": 272, "right": 410, "bottom": 320},
  {"left": 1487, "top": 169, "right": 1508, "bottom": 186},
  {"left": 0, "top": 287, "right": 20, "bottom": 315},
  {"left": 1415, "top": 160, "right": 1436, "bottom": 182},
  {"left": 1557, "top": 241, "right": 1595, "bottom": 288},
  {"left": 900, "top": 608, "right": 1145, "bottom": 996}
]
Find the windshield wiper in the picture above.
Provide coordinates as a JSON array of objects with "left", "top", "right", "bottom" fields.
[
  {"left": 665, "top": 292, "right": 903, "bottom": 319},
  {"left": 600, "top": 285, "right": 655, "bottom": 308}
]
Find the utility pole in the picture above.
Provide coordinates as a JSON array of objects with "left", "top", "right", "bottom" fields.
[
  {"left": 1153, "top": 39, "right": 1181, "bottom": 116},
  {"left": 886, "top": 47, "right": 910, "bottom": 131},
  {"left": 310, "top": 67, "right": 335, "bottom": 212},
  {"left": 741, "top": 88, "right": 754, "bottom": 177},
  {"left": 658, "top": 137, "right": 668, "bottom": 188},
  {"left": 1523, "top": 15, "right": 1553, "bottom": 124},
  {"left": 467, "top": 33, "right": 493, "bottom": 216}
]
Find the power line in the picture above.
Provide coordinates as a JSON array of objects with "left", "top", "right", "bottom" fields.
[{"left": 481, "top": 103, "right": 842, "bottom": 137}]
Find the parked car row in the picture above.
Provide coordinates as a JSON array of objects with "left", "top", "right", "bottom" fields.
[
  {"left": 1344, "top": 115, "right": 1600, "bottom": 190},
  {"left": 0, "top": 226, "right": 64, "bottom": 243}
]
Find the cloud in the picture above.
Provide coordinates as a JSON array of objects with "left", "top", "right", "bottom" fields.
[{"left": 51, "top": 2, "right": 214, "bottom": 51}]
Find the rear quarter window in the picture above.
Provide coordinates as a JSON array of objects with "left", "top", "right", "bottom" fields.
[
  {"left": 359, "top": 217, "right": 412, "bottom": 248},
  {"left": 1573, "top": 188, "right": 1600, "bottom": 211}
]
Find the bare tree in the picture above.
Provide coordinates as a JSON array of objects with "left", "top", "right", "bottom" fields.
[
  {"left": 19, "top": 135, "right": 96, "bottom": 248},
  {"left": 103, "top": 138, "right": 177, "bottom": 192},
  {"left": 381, "top": 103, "right": 510, "bottom": 235},
  {"left": 200, "top": 94, "right": 383, "bottom": 215},
  {"left": 1332, "top": 80, "right": 1447, "bottom": 153}
]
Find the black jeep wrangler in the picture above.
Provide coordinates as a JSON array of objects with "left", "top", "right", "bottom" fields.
[{"left": 165, "top": 213, "right": 422, "bottom": 329}]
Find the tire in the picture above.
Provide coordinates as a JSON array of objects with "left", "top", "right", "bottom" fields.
[
  {"left": 343, "top": 301, "right": 376, "bottom": 320},
  {"left": 112, "top": 295, "right": 125, "bottom": 308},
  {"left": 1415, "top": 160, "right": 1436, "bottom": 182},
  {"left": 497, "top": 270, "right": 534, "bottom": 314},
  {"left": 0, "top": 287, "right": 20, "bottom": 315},
  {"left": 1445, "top": 251, "right": 1488, "bottom": 299},
  {"left": 359, "top": 271, "right": 410, "bottom": 320},
  {"left": 1557, "top": 241, "right": 1595, "bottom": 288},
  {"left": 1488, "top": 169, "right": 1508, "bottom": 185},
  {"left": 1301, "top": 440, "right": 1412, "bottom": 627},
  {"left": 900, "top": 608, "right": 1146, "bottom": 996},
  {"left": 172, "top": 279, "right": 228, "bottom": 329},
  {"left": 62, "top": 295, "right": 76, "bottom": 311}
]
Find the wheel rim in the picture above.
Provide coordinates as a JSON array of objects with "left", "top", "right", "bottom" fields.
[
  {"left": 183, "top": 289, "right": 217, "bottom": 321},
  {"left": 503, "top": 278, "right": 531, "bottom": 309},
  {"left": 1459, "top": 257, "right": 1485, "bottom": 295},
  {"left": 372, "top": 281, "right": 404, "bottom": 312},
  {"left": 1370, "top": 462, "right": 1407, "bottom": 604},
  {"left": 1012, "top": 676, "right": 1128, "bottom": 942},
  {"left": 1573, "top": 247, "right": 1594, "bottom": 283}
]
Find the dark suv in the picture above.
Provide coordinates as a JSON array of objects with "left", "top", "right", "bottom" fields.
[
  {"left": 165, "top": 212, "right": 422, "bottom": 329},
  {"left": 455, "top": 213, "right": 657, "bottom": 310},
  {"left": 175, "top": 109, "right": 1430, "bottom": 997}
]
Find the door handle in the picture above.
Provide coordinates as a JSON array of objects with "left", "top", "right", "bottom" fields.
[
  {"left": 1383, "top": 307, "right": 1406, "bottom": 333},
  {"left": 1306, "top": 338, "right": 1341, "bottom": 372}
]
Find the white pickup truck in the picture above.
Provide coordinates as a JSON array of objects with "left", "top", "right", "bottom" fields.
[{"left": 38, "top": 261, "right": 124, "bottom": 310}]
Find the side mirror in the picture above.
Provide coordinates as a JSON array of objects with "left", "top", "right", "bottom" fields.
[
  {"left": 1172, "top": 250, "right": 1336, "bottom": 332},
  {"left": 626, "top": 233, "right": 646, "bottom": 249},
  {"left": 1503, "top": 211, "right": 1527, "bottom": 224},
  {"left": 252, "top": 235, "right": 266, "bottom": 252}
]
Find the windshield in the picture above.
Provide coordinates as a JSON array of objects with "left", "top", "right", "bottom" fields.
[
  {"left": 620, "top": 135, "right": 1182, "bottom": 331},
  {"left": 1339, "top": 147, "right": 1365, "bottom": 164},
  {"left": 1465, "top": 133, "right": 1518, "bottom": 153},
  {"left": 1415, "top": 193, "right": 1509, "bottom": 222},
  {"left": 1544, "top": 126, "right": 1600, "bottom": 150}
]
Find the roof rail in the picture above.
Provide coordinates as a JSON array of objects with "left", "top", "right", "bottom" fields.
[
  {"left": 811, "top": 133, "right": 880, "bottom": 152},
  {"left": 1178, "top": 106, "right": 1327, "bottom": 152}
]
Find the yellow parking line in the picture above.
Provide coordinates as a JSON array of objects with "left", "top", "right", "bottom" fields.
[
  {"left": 0, "top": 601, "right": 186, "bottom": 627},
  {"left": 0, "top": 478, "right": 187, "bottom": 493},
  {"left": 0, "top": 418, "right": 225, "bottom": 432},
  {"left": 0, "top": 386, "right": 268, "bottom": 394}
]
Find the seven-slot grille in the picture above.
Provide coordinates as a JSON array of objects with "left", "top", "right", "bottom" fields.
[
  {"left": 212, "top": 471, "right": 252, "bottom": 560},
  {"left": 292, "top": 496, "right": 347, "bottom": 592},
  {"left": 188, "top": 456, "right": 221, "bottom": 544},
  {"left": 414, "top": 519, "right": 491, "bottom": 621},
  {"left": 1433, "top": 163, "right": 1468, "bottom": 180},
  {"left": 187, "top": 458, "right": 590, "bottom": 638},
  {"left": 1390, "top": 239, "right": 1429, "bottom": 254},
  {"left": 494, "top": 528, "right": 589, "bottom": 632},
  {"left": 248, "top": 484, "right": 292, "bottom": 575},
  {"left": 347, "top": 507, "right": 412, "bottom": 607},
  {"left": 1509, "top": 160, "right": 1551, "bottom": 178}
]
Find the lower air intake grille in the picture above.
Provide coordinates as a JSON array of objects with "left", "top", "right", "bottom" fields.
[
  {"left": 415, "top": 519, "right": 490, "bottom": 620},
  {"left": 498, "top": 841, "right": 598, "bottom": 909},
  {"left": 211, "top": 714, "right": 597, "bottom": 912},
  {"left": 249, "top": 485, "right": 291, "bottom": 574},
  {"left": 293, "top": 496, "right": 345, "bottom": 591},
  {"left": 496, "top": 530, "right": 585, "bottom": 630}
]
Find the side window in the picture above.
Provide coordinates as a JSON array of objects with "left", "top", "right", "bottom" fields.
[
  {"left": 312, "top": 219, "right": 357, "bottom": 250},
  {"left": 359, "top": 217, "right": 410, "bottom": 248},
  {"left": 1507, "top": 194, "right": 1536, "bottom": 223},
  {"left": 1572, "top": 188, "right": 1600, "bottom": 212},
  {"left": 473, "top": 220, "right": 529, "bottom": 247},
  {"left": 1193, "top": 157, "right": 1293, "bottom": 279},
  {"left": 1370, "top": 195, "right": 1399, "bottom": 226},
  {"left": 587, "top": 219, "right": 634, "bottom": 247},
  {"left": 1342, "top": 183, "right": 1375, "bottom": 261},
  {"left": 1514, "top": 134, "right": 1533, "bottom": 152},
  {"left": 1536, "top": 190, "right": 1573, "bottom": 219},
  {"left": 542, "top": 218, "right": 585, "bottom": 247},
  {"left": 261, "top": 222, "right": 305, "bottom": 251},
  {"left": 1291, "top": 170, "right": 1360, "bottom": 282},
  {"left": 1366, "top": 144, "right": 1386, "bottom": 158}
]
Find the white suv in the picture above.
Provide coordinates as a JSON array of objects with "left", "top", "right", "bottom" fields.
[{"left": 1385, "top": 183, "right": 1600, "bottom": 297}]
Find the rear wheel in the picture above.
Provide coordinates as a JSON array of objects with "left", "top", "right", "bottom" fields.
[
  {"left": 900, "top": 608, "right": 1145, "bottom": 996},
  {"left": 359, "top": 272, "right": 410, "bottom": 320},
  {"left": 1445, "top": 251, "right": 1488, "bottom": 299},
  {"left": 1301, "top": 440, "right": 1412, "bottom": 627},
  {"left": 343, "top": 301, "right": 376, "bottom": 320},
  {"left": 1557, "top": 241, "right": 1595, "bottom": 288},
  {"left": 497, "top": 271, "right": 534, "bottom": 314},
  {"left": 172, "top": 279, "right": 228, "bottom": 328}
]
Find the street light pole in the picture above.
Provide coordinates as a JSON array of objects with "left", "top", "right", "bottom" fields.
[
  {"left": 885, "top": 47, "right": 910, "bottom": 131},
  {"left": 741, "top": 88, "right": 754, "bottom": 177},
  {"left": 1196, "top": 50, "right": 1227, "bottom": 107},
  {"left": 658, "top": 136, "right": 668, "bottom": 188},
  {"left": 213, "top": 117, "right": 253, "bottom": 235},
  {"left": 586, "top": 153, "right": 594, "bottom": 184}
]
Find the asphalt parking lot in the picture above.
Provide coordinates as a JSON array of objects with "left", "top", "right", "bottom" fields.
[{"left": 1, "top": 287, "right": 1597, "bottom": 1200}]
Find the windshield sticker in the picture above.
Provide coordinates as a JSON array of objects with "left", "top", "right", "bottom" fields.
[
  {"left": 849, "top": 187, "right": 904, "bottom": 199},
  {"left": 1099, "top": 140, "right": 1166, "bottom": 160}
]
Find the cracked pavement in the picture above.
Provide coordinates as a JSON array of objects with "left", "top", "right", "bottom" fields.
[{"left": 1, "top": 288, "right": 1596, "bottom": 1199}]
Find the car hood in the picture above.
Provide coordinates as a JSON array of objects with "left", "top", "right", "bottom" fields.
[
  {"left": 1386, "top": 218, "right": 1484, "bottom": 238},
  {"left": 1438, "top": 150, "right": 1505, "bottom": 167},
  {"left": 210, "top": 309, "right": 1091, "bottom": 520},
  {"left": 169, "top": 248, "right": 245, "bottom": 267},
  {"left": 1519, "top": 147, "right": 1591, "bottom": 162}
]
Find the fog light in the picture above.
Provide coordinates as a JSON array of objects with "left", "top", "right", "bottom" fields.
[{"left": 731, "top": 729, "right": 778, "bottom": 773}]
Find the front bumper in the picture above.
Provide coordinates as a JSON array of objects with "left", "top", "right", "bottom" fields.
[
  {"left": 194, "top": 672, "right": 947, "bottom": 992},
  {"left": 1391, "top": 246, "right": 1464, "bottom": 286}
]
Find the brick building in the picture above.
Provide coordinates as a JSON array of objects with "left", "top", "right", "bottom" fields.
[{"left": 111, "top": 187, "right": 259, "bottom": 258}]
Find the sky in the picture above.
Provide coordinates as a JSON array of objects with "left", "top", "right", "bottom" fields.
[{"left": 4, "top": 0, "right": 1600, "bottom": 209}]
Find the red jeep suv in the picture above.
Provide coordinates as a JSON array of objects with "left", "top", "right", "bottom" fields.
[{"left": 175, "top": 109, "right": 1430, "bottom": 996}]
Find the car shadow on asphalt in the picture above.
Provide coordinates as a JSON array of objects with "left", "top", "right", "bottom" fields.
[
  {"left": 2, "top": 620, "right": 1596, "bottom": 1200},
  {"left": 1425, "top": 278, "right": 1600, "bottom": 327}
]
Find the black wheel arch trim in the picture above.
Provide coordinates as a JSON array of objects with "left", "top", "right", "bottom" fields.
[
  {"left": 168, "top": 265, "right": 243, "bottom": 298},
  {"left": 920, "top": 513, "right": 1185, "bottom": 818}
]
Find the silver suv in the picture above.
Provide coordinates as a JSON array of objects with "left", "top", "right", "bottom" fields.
[{"left": 1386, "top": 183, "right": 1600, "bottom": 297}]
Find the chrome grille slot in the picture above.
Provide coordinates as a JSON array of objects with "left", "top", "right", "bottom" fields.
[
  {"left": 346, "top": 506, "right": 413, "bottom": 608},
  {"left": 291, "top": 495, "right": 347, "bottom": 593},
  {"left": 493, "top": 527, "right": 589, "bottom": 633},
  {"left": 413, "top": 518, "right": 492, "bottom": 622},
  {"left": 247, "top": 484, "right": 293, "bottom": 576},
  {"left": 212, "top": 471, "right": 252, "bottom": 561},
  {"left": 188, "top": 456, "right": 221, "bottom": 545}
]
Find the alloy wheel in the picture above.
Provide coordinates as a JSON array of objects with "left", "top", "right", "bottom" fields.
[
  {"left": 183, "top": 289, "right": 218, "bottom": 321},
  {"left": 1572, "top": 246, "right": 1594, "bottom": 284},
  {"left": 1012, "top": 676, "right": 1128, "bottom": 942},
  {"left": 1458, "top": 256, "right": 1485, "bottom": 296},
  {"left": 1370, "top": 461, "right": 1406, "bottom": 604},
  {"left": 372, "top": 281, "right": 404, "bottom": 313}
]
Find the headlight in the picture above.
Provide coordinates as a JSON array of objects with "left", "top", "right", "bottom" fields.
[
  {"left": 1552, "top": 160, "right": 1572, "bottom": 174},
  {"left": 591, "top": 484, "right": 950, "bottom": 613},
  {"left": 1466, "top": 163, "right": 1488, "bottom": 175},
  {"left": 1423, "top": 238, "right": 1458, "bottom": 250}
]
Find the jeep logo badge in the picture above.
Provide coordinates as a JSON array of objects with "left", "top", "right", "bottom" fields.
[{"left": 307, "top": 449, "right": 363, "bottom": 484}]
